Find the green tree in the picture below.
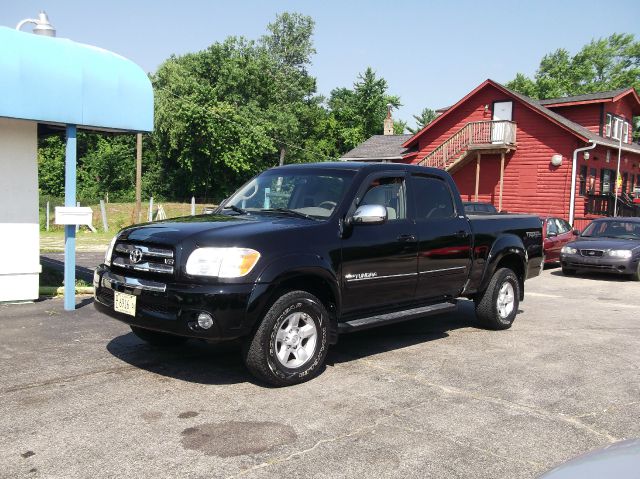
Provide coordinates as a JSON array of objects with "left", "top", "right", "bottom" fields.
[
  {"left": 38, "top": 135, "right": 66, "bottom": 197},
  {"left": 507, "top": 33, "right": 640, "bottom": 140},
  {"left": 507, "top": 33, "right": 640, "bottom": 98},
  {"left": 407, "top": 107, "right": 437, "bottom": 134},
  {"left": 327, "top": 67, "right": 401, "bottom": 152}
]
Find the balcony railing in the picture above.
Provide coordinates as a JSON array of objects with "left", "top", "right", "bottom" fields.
[
  {"left": 585, "top": 193, "right": 640, "bottom": 217},
  {"left": 420, "top": 120, "right": 517, "bottom": 170}
]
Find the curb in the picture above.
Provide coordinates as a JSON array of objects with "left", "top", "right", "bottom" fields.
[{"left": 39, "top": 286, "right": 95, "bottom": 297}]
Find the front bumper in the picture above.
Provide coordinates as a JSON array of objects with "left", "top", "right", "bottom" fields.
[
  {"left": 93, "top": 265, "right": 262, "bottom": 340},
  {"left": 560, "top": 253, "right": 638, "bottom": 275}
]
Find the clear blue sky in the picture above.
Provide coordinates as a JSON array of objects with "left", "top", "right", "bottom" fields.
[{"left": 2, "top": 0, "right": 639, "bottom": 127}]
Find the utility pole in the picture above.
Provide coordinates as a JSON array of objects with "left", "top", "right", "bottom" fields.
[
  {"left": 614, "top": 122, "right": 623, "bottom": 217},
  {"left": 134, "top": 133, "right": 142, "bottom": 223}
]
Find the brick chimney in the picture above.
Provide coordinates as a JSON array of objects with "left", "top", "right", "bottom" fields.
[{"left": 383, "top": 103, "right": 394, "bottom": 135}]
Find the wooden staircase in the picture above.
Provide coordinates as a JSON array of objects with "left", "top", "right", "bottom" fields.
[{"left": 419, "top": 120, "right": 517, "bottom": 172}]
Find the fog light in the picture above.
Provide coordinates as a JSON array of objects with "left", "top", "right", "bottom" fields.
[{"left": 197, "top": 312, "right": 214, "bottom": 330}]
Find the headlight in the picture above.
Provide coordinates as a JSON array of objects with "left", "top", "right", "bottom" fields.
[
  {"left": 561, "top": 246, "right": 577, "bottom": 255},
  {"left": 607, "top": 249, "right": 632, "bottom": 258},
  {"left": 186, "top": 247, "right": 260, "bottom": 278},
  {"left": 104, "top": 236, "right": 117, "bottom": 266}
]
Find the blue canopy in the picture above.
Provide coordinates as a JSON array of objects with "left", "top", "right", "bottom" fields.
[{"left": 0, "top": 26, "right": 153, "bottom": 132}]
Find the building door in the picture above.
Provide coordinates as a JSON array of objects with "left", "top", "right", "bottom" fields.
[{"left": 492, "top": 101, "right": 513, "bottom": 143}]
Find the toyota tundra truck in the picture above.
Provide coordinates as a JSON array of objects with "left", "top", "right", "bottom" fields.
[{"left": 94, "top": 162, "right": 543, "bottom": 386}]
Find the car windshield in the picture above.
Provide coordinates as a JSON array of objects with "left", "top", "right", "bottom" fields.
[
  {"left": 581, "top": 220, "right": 640, "bottom": 239},
  {"left": 222, "top": 169, "right": 354, "bottom": 219}
]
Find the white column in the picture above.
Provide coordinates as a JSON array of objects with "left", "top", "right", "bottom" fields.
[{"left": 0, "top": 118, "right": 40, "bottom": 302}]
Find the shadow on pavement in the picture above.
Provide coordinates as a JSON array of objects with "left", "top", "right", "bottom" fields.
[
  {"left": 106, "top": 333, "right": 252, "bottom": 386},
  {"left": 549, "top": 269, "right": 631, "bottom": 282},
  {"left": 40, "top": 256, "right": 95, "bottom": 282},
  {"left": 328, "top": 300, "right": 478, "bottom": 365},
  {"left": 105, "top": 300, "right": 482, "bottom": 386}
]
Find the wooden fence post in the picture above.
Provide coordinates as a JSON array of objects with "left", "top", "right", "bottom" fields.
[
  {"left": 100, "top": 199, "right": 108, "bottom": 232},
  {"left": 46, "top": 201, "right": 50, "bottom": 231},
  {"left": 148, "top": 197, "right": 154, "bottom": 222},
  {"left": 191, "top": 196, "right": 196, "bottom": 216}
]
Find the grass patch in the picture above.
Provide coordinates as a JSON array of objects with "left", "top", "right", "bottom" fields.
[
  {"left": 40, "top": 201, "right": 217, "bottom": 252},
  {"left": 40, "top": 264, "right": 91, "bottom": 288}
]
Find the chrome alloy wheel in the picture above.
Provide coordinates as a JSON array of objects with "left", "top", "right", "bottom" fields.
[
  {"left": 497, "top": 282, "right": 515, "bottom": 319},
  {"left": 274, "top": 312, "right": 318, "bottom": 368}
]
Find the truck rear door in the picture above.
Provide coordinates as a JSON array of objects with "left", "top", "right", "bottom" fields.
[{"left": 410, "top": 173, "right": 472, "bottom": 301}]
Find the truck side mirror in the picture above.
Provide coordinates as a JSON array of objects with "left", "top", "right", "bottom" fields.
[
  {"left": 351, "top": 204, "right": 387, "bottom": 225},
  {"left": 572, "top": 229, "right": 580, "bottom": 235}
]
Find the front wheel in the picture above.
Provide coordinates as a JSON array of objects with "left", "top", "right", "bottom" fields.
[
  {"left": 242, "top": 290, "right": 329, "bottom": 386},
  {"left": 475, "top": 267, "right": 520, "bottom": 330},
  {"left": 629, "top": 263, "right": 640, "bottom": 281}
]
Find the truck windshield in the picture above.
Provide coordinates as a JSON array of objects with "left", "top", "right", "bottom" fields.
[{"left": 223, "top": 170, "right": 354, "bottom": 219}]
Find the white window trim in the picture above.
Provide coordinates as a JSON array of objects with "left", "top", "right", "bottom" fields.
[{"left": 605, "top": 114, "right": 612, "bottom": 137}]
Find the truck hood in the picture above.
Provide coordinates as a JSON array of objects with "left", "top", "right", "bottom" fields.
[{"left": 118, "top": 214, "right": 318, "bottom": 246}]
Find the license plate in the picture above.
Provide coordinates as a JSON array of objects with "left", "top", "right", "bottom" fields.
[{"left": 114, "top": 291, "right": 136, "bottom": 317}]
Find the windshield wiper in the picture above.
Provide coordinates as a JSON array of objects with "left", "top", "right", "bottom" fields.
[
  {"left": 261, "top": 208, "right": 314, "bottom": 220},
  {"left": 221, "top": 205, "right": 247, "bottom": 215}
]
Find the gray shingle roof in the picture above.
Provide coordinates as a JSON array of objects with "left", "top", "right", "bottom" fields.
[
  {"left": 538, "top": 88, "right": 631, "bottom": 105},
  {"left": 341, "top": 134, "right": 413, "bottom": 160}
]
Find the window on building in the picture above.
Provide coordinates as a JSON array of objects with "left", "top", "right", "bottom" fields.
[
  {"left": 612, "top": 117, "right": 623, "bottom": 140},
  {"left": 589, "top": 167, "right": 597, "bottom": 193},
  {"left": 579, "top": 165, "right": 588, "bottom": 196},
  {"left": 631, "top": 174, "right": 636, "bottom": 194},
  {"left": 601, "top": 169, "right": 613, "bottom": 194},
  {"left": 411, "top": 175, "right": 455, "bottom": 220},
  {"left": 624, "top": 122, "right": 630, "bottom": 143},
  {"left": 622, "top": 172, "right": 628, "bottom": 194},
  {"left": 605, "top": 114, "right": 612, "bottom": 137}
]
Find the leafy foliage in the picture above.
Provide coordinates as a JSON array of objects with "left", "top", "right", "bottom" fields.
[
  {"left": 35, "top": 13, "right": 404, "bottom": 203},
  {"left": 407, "top": 107, "right": 437, "bottom": 134}
]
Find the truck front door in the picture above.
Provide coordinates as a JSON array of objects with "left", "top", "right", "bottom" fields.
[
  {"left": 341, "top": 173, "right": 418, "bottom": 316},
  {"left": 410, "top": 174, "right": 472, "bottom": 302}
]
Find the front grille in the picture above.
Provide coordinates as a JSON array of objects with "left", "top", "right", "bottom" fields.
[
  {"left": 110, "top": 243, "right": 175, "bottom": 275},
  {"left": 580, "top": 249, "right": 604, "bottom": 257}
]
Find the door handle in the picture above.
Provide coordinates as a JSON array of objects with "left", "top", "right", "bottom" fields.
[
  {"left": 397, "top": 234, "right": 416, "bottom": 242},
  {"left": 455, "top": 230, "right": 470, "bottom": 238}
]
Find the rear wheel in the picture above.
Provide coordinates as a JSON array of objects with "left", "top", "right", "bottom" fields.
[
  {"left": 475, "top": 267, "right": 520, "bottom": 330},
  {"left": 242, "top": 290, "right": 329, "bottom": 387},
  {"left": 130, "top": 326, "right": 187, "bottom": 347}
]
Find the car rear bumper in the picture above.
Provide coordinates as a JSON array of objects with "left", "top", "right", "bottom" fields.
[
  {"left": 560, "top": 254, "right": 638, "bottom": 275},
  {"left": 92, "top": 265, "right": 261, "bottom": 340}
]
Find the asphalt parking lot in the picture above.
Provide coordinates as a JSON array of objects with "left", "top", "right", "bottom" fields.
[{"left": 1, "top": 266, "right": 639, "bottom": 479}]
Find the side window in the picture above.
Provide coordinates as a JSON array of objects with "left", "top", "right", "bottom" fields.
[
  {"left": 555, "top": 219, "right": 569, "bottom": 234},
  {"left": 359, "top": 176, "right": 406, "bottom": 221},
  {"left": 412, "top": 176, "right": 455, "bottom": 220},
  {"left": 546, "top": 219, "right": 558, "bottom": 236}
]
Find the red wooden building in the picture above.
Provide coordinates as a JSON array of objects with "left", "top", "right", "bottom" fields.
[{"left": 344, "top": 80, "right": 640, "bottom": 228}]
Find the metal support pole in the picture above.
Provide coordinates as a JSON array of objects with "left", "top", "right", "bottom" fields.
[
  {"left": 135, "top": 133, "right": 142, "bottom": 223},
  {"left": 191, "top": 196, "right": 195, "bottom": 216},
  {"left": 64, "top": 124, "right": 77, "bottom": 311},
  {"left": 100, "top": 199, "right": 108, "bottom": 232},
  {"left": 474, "top": 153, "right": 481, "bottom": 202},
  {"left": 499, "top": 152, "right": 505, "bottom": 211},
  {"left": 614, "top": 131, "right": 623, "bottom": 217}
]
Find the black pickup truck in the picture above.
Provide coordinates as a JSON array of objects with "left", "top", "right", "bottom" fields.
[{"left": 94, "top": 162, "right": 543, "bottom": 386}]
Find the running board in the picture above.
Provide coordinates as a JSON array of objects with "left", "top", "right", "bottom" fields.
[{"left": 338, "top": 302, "right": 457, "bottom": 333}]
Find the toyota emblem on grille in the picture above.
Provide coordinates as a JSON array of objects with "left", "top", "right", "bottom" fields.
[{"left": 129, "top": 248, "right": 143, "bottom": 264}]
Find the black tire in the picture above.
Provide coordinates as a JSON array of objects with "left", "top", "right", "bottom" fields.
[
  {"left": 130, "top": 326, "right": 187, "bottom": 347},
  {"left": 242, "top": 290, "right": 329, "bottom": 387},
  {"left": 562, "top": 267, "right": 576, "bottom": 276},
  {"left": 629, "top": 263, "right": 640, "bottom": 281},
  {"left": 475, "top": 267, "right": 520, "bottom": 330}
]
